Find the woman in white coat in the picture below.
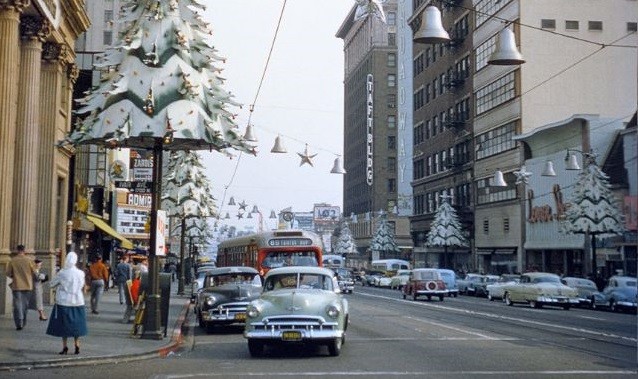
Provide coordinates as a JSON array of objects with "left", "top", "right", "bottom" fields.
[{"left": 46, "top": 252, "right": 88, "bottom": 355}]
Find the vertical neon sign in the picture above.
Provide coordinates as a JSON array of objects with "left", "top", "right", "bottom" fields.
[{"left": 366, "top": 74, "right": 374, "bottom": 186}]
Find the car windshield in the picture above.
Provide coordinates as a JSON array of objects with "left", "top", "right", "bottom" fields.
[
  {"left": 262, "top": 251, "right": 319, "bottom": 268},
  {"left": 532, "top": 275, "right": 561, "bottom": 284},
  {"left": 205, "top": 273, "right": 261, "bottom": 287},
  {"left": 264, "top": 273, "right": 333, "bottom": 291}
]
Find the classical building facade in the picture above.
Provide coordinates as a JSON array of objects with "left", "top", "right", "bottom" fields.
[{"left": 0, "top": 0, "right": 89, "bottom": 314}]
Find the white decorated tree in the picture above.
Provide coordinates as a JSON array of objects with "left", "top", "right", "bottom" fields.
[
  {"left": 333, "top": 219, "right": 358, "bottom": 255},
  {"left": 369, "top": 211, "right": 400, "bottom": 260},
  {"left": 426, "top": 193, "right": 468, "bottom": 269},
  {"left": 561, "top": 155, "right": 625, "bottom": 279}
]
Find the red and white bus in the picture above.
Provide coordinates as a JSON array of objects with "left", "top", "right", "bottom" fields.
[{"left": 216, "top": 230, "right": 324, "bottom": 276}]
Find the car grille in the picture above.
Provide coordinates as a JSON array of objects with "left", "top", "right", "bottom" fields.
[
  {"left": 209, "top": 301, "right": 249, "bottom": 316},
  {"left": 252, "top": 315, "right": 338, "bottom": 331}
]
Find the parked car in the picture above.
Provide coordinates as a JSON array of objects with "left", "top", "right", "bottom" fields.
[
  {"left": 194, "top": 267, "right": 262, "bottom": 332},
  {"left": 374, "top": 274, "right": 393, "bottom": 288},
  {"left": 390, "top": 269, "right": 412, "bottom": 290},
  {"left": 361, "top": 270, "right": 384, "bottom": 286},
  {"left": 437, "top": 269, "right": 459, "bottom": 297},
  {"left": 561, "top": 277, "right": 606, "bottom": 309},
  {"left": 402, "top": 268, "right": 447, "bottom": 301},
  {"left": 473, "top": 275, "right": 500, "bottom": 297},
  {"left": 191, "top": 267, "right": 216, "bottom": 302},
  {"left": 602, "top": 276, "right": 637, "bottom": 313},
  {"left": 244, "top": 266, "right": 349, "bottom": 357},
  {"left": 486, "top": 274, "right": 520, "bottom": 301},
  {"left": 457, "top": 273, "right": 483, "bottom": 295},
  {"left": 503, "top": 272, "right": 579, "bottom": 310},
  {"left": 335, "top": 268, "right": 355, "bottom": 294}
]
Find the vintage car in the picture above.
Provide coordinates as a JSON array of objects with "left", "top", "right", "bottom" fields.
[
  {"left": 602, "top": 276, "right": 637, "bottom": 313},
  {"left": 244, "top": 266, "right": 349, "bottom": 357},
  {"left": 437, "top": 269, "right": 459, "bottom": 297},
  {"left": 561, "top": 276, "right": 606, "bottom": 309},
  {"left": 486, "top": 274, "right": 520, "bottom": 301},
  {"left": 194, "top": 267, "right": 262, "bottom": 332},
  {"left": 335, "top": 268, "right": 355, "bottom": 294},
  {"left": 373, "top": 273, "right": 393, "bottom": 288},
  {"left": 402, "top": 268, "right": 447, "bottom": 301},
  {"left": 390, "top": 269, "right": 412, "bottom": 290},
  {"left": 503, "top": 272, "right": 579, "bottom": 310},
  {"left": 473, "top": 275, "right": 500, "bottom": 297},
  {"left": 457, "top": 273, "right": 483, "bottom": 295}
]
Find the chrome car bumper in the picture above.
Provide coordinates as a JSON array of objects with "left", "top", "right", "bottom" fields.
[
  {"left": 201, "top": 302, "right": 249, "bottom": 322},
  {"left": 615, "top": 300, "right": 637, "bottom": 309},
  {"left": 245, "top": 315, "right": 344, "bottom": 340},
  {"left": 535, "top": 296, "right": 579, "bottom": 305}
]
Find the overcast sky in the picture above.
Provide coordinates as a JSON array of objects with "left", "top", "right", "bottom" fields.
[{"left": 200, "top": 0, "right": 354, "bottom": 221}]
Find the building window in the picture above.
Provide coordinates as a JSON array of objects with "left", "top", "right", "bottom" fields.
[
  {"left": 475, "top": 71, "right": 516, "bottom": 115},
  {"left": 388, "top": 53, "right": 396, "bottom": 67},
  {"left": 541, "top": 19, "right": 556, "bottom": 29},
  {"left": 588, "top": 21, "right": 603, "bottom": 31},
  {"left": 413, "top": 88, "right": 424, "bottom": 110},
  {"left": 483, "top": 219, "right": 489, "bottom": 235},
  {"left": 628, "top": 22, "right": 638, "bottom": 32},
  {"left": 103, "top": 31, "right": 113, "bottom": 46},
  {"left": 427, "top": 156, "right": 432, "bottom": 176},
  {"left": 414, "top": 159, "right": 424, "bottom": 180},
  {"left": 104, "top": 10, "right": 114, "bottom": 24},
  {"left": 476, "top": 121, "right": 516, "bottom": 159},
  {"left": 475, "top": 0, "right": 507, "bottom": 27},
  {"left": 426, "top": 119, "right": 431, "bottom": 139},
  {"left": 413, "top": 122, "right": 424, "bottom": 144},
  {"left": 413, "top": 53, "right": 424, "bottom": 76},
  {"left": 414, "top": 194, "right": 425, "bottom": 215},
  {"left": 432, "top": 78, "right": 438, "bottom": 100},
  {"left": 432, "top": 115, "right": 438, "bottom": 135},
  {"left": 387, "top": 11, "right": 396, "bottom": 26},
  {"left": 388, "top": 94, "right": 396, "bottom": 108},
  {"left": 387, "top": 115, "right": 396, "bottom": 129},
  {"left": 475, "top": 34, "right": 497, "bottom": 72},
  {"left": 477, "top": 176, "right": 516, "bottom": 204},
  {"left": 387, "top": 156, "right": 396, "bottom": 172},
  {"left": 388, "top": 178, "right": 396, "bottom": 193},
  {"left": 425, "top": 84, "right": 431, "bottom": 103},
  {"left": 565, "top": 20, "right": 579, "bottom": 30},
  {"left": 503, "top": 217, "right": 510, "bottom": 233},
  {"left": 388, "top": 33, "right": 396, "bottom": 46},
  {"left": 387, "top": 74, "right": 396, "bottom": 87},
  {"left": 425, "top": 48, "right": 431, "bottom": 66},
  {"left": 388, "top": 136, "right": 396, "bottom": 150}
]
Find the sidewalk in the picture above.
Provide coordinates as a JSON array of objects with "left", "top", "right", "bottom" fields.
[{"left": 0, "top": 281, "right": 191, "bottom": 371}]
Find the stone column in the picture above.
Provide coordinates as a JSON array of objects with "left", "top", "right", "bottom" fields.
[
  {"left": 0, "top": 0, "right": 30, "bottom": 316},
  {"left": 11, "top": 15, "right": 51, "bottom": 251}
]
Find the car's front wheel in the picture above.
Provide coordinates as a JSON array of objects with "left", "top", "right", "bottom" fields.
[
  {"left": 609, "top": 299, "right": 617, "bottom": 312},
  {"left": 328, "top": 336, "right": 343, "bottom": 356},
  {"left": 247, "top": 340, "right": 264, "bottom": 357},
  {"left": 505, "top": 293, "right": 514, "bottom": 306}
]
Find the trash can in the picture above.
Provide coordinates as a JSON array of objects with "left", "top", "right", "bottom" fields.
[{"left": 140, "top": 272, "right": 172, "bottom": 337}]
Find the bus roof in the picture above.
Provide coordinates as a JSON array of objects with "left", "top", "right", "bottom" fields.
[{"left": 218, "top": 230, "right": 324, "bottom": 250}]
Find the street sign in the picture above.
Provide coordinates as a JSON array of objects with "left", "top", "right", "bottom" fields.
[{"left": 115, "top": 181, "right": 153, "bottom": 194}]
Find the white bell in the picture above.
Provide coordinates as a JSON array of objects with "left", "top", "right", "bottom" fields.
[
  {"left": 488, "top": 28, "right": 525, "bottom": 65},
  {"left": 246, "top": 212, "right": 253, "bottom": 219},
  {"left": 413, "top": 6, "right": 450, "bottom": 44},
  {"left": 224, "top": 212, "right": 230, "bottom": 219},
  {"left": 270, "top": 135, "right": 287, "bottom": 153},
  {"left": 228, "top": 196, "right": 236, "bottom": 206},
  {"left": 330, "top": 157, "right": 346, "bottom": 174},
  {"left": 243, "top": 123, "right": 257, "bottom": 142},
  {"left": 541, "top": 161, "right": 557, "bottom": 177},
  {"left": 251, "top": 205, "right": 259, "bottom": 213},
  {"left": 269, "top": 210, "right": 276, "bottom": 219},
  {"left": 492, "top": 170, "right": 508, "bottom": 187},
  {"left": 565, "top": 153, "right": 581, "bottom": 170}
]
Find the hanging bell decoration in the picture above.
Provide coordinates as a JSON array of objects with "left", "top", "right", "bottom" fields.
[
  {"left": 269, "top": 210, "right": 276, "bottom": 219},
  {"left": 243, "top": 123, "right": 257, "bottom": 142},
  {"left": 246, "top": 212, "right": 253, "bottom": 219},
  {"left": 228, "top": 196, "right": 236, "bottom": 206},
  {"left": 330, "top": 156, "right": 346, "bottom": 174},
  {"left": 541, "top": 161, "right": 557, "bottom": 177},
  {"left": 251, "top": 205, "right": 259, "bottom": 213},
  {"left": 492, "top": 170, "right": 508, "bottom": 187},
  {"left": 565, "top": 153, "right": 581, "bottom": 170},
  {"left": 413, "top": 6, "right": 450, "bottom": 44},
  {"left": 487, "top": 27, "right": 525, "bottom": 66},
  {"left": 271, "top": 135, "right": 287, "bottom": 153},
  {"left": 224, "top": 212, "right": 230, "bottom": 219}
]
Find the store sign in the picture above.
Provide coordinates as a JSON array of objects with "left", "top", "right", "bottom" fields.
[
  {"left": 527, "top": 184, "right": 569, "bottom": 223},
  {"left": 127, "top": 193, "right": 152, "bottom": 207},
  {"left": 366, "top": 74, "right": 374, "bottom": 186},
  {"left": 314, "top": 206, "right": 340, "bottom": 221},
  {"left": 130, "top": 149, "right": 153, "bottom": 181},
  {"left": 156, "top": 210, "right": 167, "bottom": 256}
]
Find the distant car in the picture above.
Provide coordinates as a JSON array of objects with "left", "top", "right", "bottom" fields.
[
  {"left": 486, "top": 274, "right": 520, "bottom": 301},
  {"left": 244, "top": 266, "right": 349, "bottom": 357},
  {"left": 473, "top": 275, "right": 500, "bottom": 297},
  {"left": 191, "top": 267, "right": 216, "bottom": 302},
  {"left": 561, "top": 277, "right": 606, "bottom": 309},
  {"left": 602, "top": 276, "right": 637, "bottom": 313},
  {"left": 437, "top": 269, "right": 459, "bottom": 297},
  {"left": 402, "top": 268, "right": 447, "bottom": 301},
  {"left": 457, "top": 273, "right": 483, "bottom": 295},
  {"left": 390, "top": 269, "right": 412, "bottom": 290},
  {"left": 362, "top": 270, "right": 384, "bottom": 286},
  {"left": 503, "top": 272, "right": 579, "bottom": 310},
  {"left": 374, "top": 274, "right": 393, "bottom": 288},
  {"left": 194, "top": 267, "right": 262, "bottom": 332},
  {"left": 335, "top": 268, "right": 355, "bottom": 294}
]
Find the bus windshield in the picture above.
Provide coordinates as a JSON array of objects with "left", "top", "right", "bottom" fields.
[{"left": 262, "top": 251, "right": 319, "bottom": 269}]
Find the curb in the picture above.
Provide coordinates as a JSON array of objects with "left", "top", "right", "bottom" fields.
[{"left": 0, "top": 301, "right": 191, "bottom": 372}]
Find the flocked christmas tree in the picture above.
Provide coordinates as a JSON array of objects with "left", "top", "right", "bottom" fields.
[
  {"left": 333, "top": 218, "right": 358, "bottom": 255},
  {"left": 426, "top": 193, "right": 468, "bottom": 269},
  {"left": 369, "top": 211, "right": 400, "bottom": 259},
  {"left": 560, "top": 154, "right": 625, "bottom": 276}
]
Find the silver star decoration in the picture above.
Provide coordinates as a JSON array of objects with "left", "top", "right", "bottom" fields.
[
  {"left": 297, "top": 145, "right": 317, "bottom": 167},
  {"left": 236, "top": 212, "right": 244, "bottom": 219},
  {"left": 513, "top": 166, "right": 532, "bottom": 185},
  {"left": 238, "top": 200, "right": 248, "bottom": 211}
]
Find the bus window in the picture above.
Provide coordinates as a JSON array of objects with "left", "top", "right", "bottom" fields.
[{"left": 262, "top": 251, "right": 318, "bottom": 268}]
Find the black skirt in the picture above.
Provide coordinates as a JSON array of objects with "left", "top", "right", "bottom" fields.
[{"left": 46, "top": 304, "right": 88, "bottom": 338}]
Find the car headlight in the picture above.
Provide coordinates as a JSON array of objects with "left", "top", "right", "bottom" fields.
[
  {"left": 205, "top": 296, "right": 216, "bottom": 306},
  {"left": 246, "top": 304, "right": 261, "bottom": 318},
  {"left": 326, "top": 304, "right": 341, "bottom": 319}
]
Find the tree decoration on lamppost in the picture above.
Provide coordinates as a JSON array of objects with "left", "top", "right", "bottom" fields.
[
  {"left": 162, "top": 150, "right": 217, "bottom": 295},
  {"left": 425, "top": 193, "right": 468, "bottom": 269},
  {"left": 59, "top": 0, "right": 255, "bottom": 340},
  {"left": 560, "top": 151, "right": 625, "bottom": 283},
  {"left": 332, "top": 218, "right": 358, "bottom": 256},
  {"left": 369, "top": 211, "right": 400, "bottom": 260}
]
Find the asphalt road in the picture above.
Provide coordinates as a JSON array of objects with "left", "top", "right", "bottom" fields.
[{"left": 6, "top": 284, "right": 637, "bottom": 379}]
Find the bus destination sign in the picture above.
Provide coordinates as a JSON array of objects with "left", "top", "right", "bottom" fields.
[{"left": 268, "top": 238, "right": 313, "bottom": 247}]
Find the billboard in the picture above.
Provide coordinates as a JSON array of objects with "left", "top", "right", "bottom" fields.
[{"left": 314, "top": 205, "right": 341, "bottom": 221}]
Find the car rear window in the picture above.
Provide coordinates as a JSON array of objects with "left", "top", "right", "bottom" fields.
[{"left": 413, "top": 271, "right": 438, "bottom": 280}]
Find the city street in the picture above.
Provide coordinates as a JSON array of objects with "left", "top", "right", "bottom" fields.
[{"left": 7, "top": 285, "right": 637, "bottom": 379}]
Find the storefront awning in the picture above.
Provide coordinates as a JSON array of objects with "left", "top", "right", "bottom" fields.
[{"left": 87, "top": 215, "right": 134, "bottom": 249}]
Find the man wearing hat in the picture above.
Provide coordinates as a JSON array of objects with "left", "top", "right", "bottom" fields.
[
  {"left": 7, "top": 245, "right": 37, "bottom": 330},
  {"left": 88, "top": 255, "right": 109, "bottom": 314}
]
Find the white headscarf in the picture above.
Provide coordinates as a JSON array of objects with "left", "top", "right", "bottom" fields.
[{"left": 50, "top": 252, "right": 86, "bottom": 306}]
